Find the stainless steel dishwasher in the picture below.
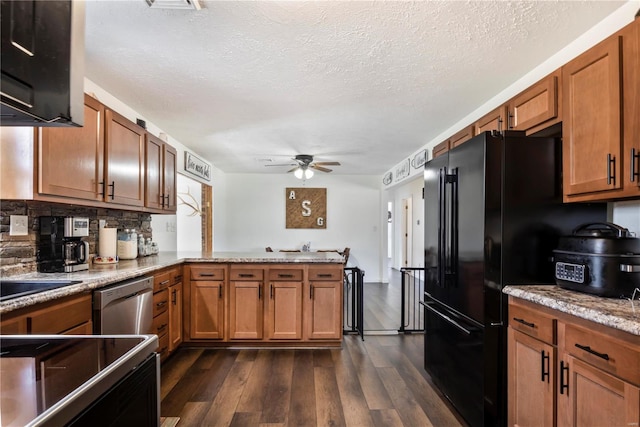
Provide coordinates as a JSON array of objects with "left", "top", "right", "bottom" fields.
[{"left": 93, "top": 276, "right": 154, "bottom": 334}]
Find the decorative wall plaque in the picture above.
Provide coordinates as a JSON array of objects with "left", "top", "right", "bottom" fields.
[
  {"left": 184, "top": 151, "right": 211, "bottom": 182},
  {"left": 286, "top": 187, "right": 327, "bottom": 229}
]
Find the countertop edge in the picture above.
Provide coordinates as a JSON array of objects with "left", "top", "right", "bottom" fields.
[
  {"left": 503, "top": 285, "right": 640, "bottom": 336},
  {"left": 1, "top": 252, "right": 345, "bottom": 315}
]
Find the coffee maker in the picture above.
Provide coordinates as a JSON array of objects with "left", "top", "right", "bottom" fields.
[{"left": 38, "top": 217, "right": 90, "bottom": 272}]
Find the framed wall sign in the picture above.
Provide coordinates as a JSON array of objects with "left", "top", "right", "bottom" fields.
[
  {"left": 286, "top": 187, "right": 327, "bottom": 229},
  {"left": 184, "top": 151, "right": 212, "bottom": 182}
]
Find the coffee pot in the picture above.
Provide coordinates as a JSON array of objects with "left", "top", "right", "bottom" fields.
[{"left": 63, "top": 239, "right": 90, "bottom": 272}]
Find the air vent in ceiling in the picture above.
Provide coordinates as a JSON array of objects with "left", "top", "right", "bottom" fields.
[{"left": 145, "top": 0, "right": 202, "bottom": 10}]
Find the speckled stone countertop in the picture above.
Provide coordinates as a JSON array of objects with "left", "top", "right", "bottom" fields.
[
  {"left": 503, "top": 285, "right": 640, "bottom": 336},
  {"left": 0, "top": 251, "right": 344, "bottom": 315}
]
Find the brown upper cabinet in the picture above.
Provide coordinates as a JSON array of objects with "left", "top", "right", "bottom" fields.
[
  {"left": 104, "top": 109, "right": 145, "bottom": 207},
  {"left": 145, "top": 133, "right": 177, "bottom": 212},
  {"left": 39, "top": 94, "right": 105, "bottom": 202},
  {"left": 507, "top": 70, "right": 561, "bottom": 133},
  {"left": 432, "top": 125, "right": 475, "bottom": 158},
  {"left": 562, "top": 19, "right": 639, "bottom": 202},
  {"left": 1, "top": 93, "right": 178, "bottom": 212},
  {"left": 475, "top": 105, "right": 509, "bottom": 134}
]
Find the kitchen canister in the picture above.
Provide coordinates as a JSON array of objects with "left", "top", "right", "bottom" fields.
[
  {"left": 98, "top": 228, "right": 118, "bottom": 258},
  {"left": 117, "top": 229, "right": 138, "bottom": 260}
]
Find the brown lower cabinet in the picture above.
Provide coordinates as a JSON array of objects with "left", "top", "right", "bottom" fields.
[
  {"left": 151, "top": 265, "right": 183, "bottom": 360},
  {"left": 0, "top": 293, "right": 92, "bottom": 335},
  {"left": 184, "top": 263, "right": 343, "bottom": 346},
  {"left": 508, "top": 297, "right": 640, "bottom": 427}
]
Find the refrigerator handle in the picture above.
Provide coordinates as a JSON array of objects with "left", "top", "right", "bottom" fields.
[
  {"left": 438, "top": 167, "right": 447, "bottom": 287},
  {"left": 448, "top": 168, "right": 459, "bottom": 286}
]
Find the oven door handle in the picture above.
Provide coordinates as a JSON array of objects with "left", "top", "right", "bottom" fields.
[{"left": 420, "top": 301, "right": 472, "bottom": 335}]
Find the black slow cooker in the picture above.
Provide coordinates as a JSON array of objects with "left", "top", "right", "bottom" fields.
[{"left": 553, "top": 222, "right": 640, "bottom": 297}]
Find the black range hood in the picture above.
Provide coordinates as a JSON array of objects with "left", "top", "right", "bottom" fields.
[{"left": 0, "top": 0, "right": 85, "bottom": 127}]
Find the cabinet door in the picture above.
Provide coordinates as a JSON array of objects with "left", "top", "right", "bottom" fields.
[
  {"left": 432, "top": 140, "right": 450, "bottom": 159},
  {"left": 508, "top": 328, "right": 555, "bottom": 427},
  {"left": 450, "top": 125, "right": 475, "bottom": 149},
  {"left": 38, "top": 94, "right": 104, "bottom": 201},
  {"left": 475, "top": 105, "right": 508, "bottom": 134},
  {"left": 562, "top": 35, "right": 622, "bottom": 198},
  {"left": 558, "top": 355, "right": 640, "bottom": 427},
  {"left": 306, "top": 280, "right": 342, "bottom": 340},
  {"left": 145, "top": 133, "right": 163, "bottom": 210},
  {"left": 267, "top": 281, "right": 303, "bottom": 340},
  {"left": 621, "top": 19, "right": 640, "bottom": 197},
  {"left": 169, "top": 282, "right": 183, "bottom": 351},
  {"left": 163, "top": 143, "right": 177, "bottom": 211},
  {"left": 508, "top": 72, "right": 559, "bottom": 132},
  {"left": 229, "top": 280, "right": 263, "bottom": 339},
  {"left": 104, "top": 109, "right": 145, "bottom": 207},
  {"left": 190, "top": 280, "right": 224, "bottom": 339}
]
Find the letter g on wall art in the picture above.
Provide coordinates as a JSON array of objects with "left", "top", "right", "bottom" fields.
[{"left": 286, "top": 187, "right": 327, "bottom": 229}]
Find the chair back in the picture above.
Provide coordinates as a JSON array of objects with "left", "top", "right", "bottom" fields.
[
  {"left": 342, "top": 247, "right": 350, "bottom": 265},
  {"left": 265, "top": 247, "right": 273, "bottom": 252}
]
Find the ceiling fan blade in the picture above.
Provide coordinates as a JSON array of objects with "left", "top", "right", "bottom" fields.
[
  {"left": 287, "top": 166, "right": 299, "bottom": 173},
  {"left": 265, "top": 162, "right": 297, "bottom": 167},
  {"left": 313, "top": 161, "right": 341, "bottom": 166},
  {"left": 311, "top": 165, "right": 332, "bottom": 173}
]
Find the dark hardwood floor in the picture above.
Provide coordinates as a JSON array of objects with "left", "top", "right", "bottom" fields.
[
  {"left": 160, "top": 268, "right": 451, "bottom": 426},
  {"left": 160, "top": 334, "right": 466, "bottom": 427}
]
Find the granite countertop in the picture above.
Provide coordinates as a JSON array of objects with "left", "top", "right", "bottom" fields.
[
  {"left": 503, "top": 285, "right": 640, "bottom": 336},
  {"left": 0, "top": 251, "right": 344, "bottom": 315}
]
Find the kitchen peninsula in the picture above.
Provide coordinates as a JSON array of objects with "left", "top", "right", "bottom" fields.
[{"left": 0, "top": 251, "right": 345, "bottom": 350}]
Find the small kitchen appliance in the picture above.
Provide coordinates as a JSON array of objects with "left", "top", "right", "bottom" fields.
[
  {"left": 38, "top": 216, "right": 90, "bottom": 273},
  {"left": 553, "top": 222, "right": 640, "bottom": 297}
]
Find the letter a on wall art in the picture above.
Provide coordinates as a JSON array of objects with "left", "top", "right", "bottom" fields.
[{"left": 285, "top": 187, "right": 327, "bottom": 229}]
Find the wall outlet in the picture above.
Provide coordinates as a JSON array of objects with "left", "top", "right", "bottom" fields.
[{"left": 9, "top": 215, "right": 29, "bottom": 236}]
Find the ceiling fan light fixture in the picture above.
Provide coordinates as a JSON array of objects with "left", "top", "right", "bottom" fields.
[
  {"left": 304, "top": 168, "right": 314, "bottom": 179},
  {"left": 294, "top": 168, "right": 303, "bottom": 179}
]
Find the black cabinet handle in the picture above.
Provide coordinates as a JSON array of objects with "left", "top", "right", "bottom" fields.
[
  {"left": 270, "top": 283, "right": 274, "bottom": 299},
  {"left": 317, "top": 274, "right": 333, "bottom": 278},
  {"left": 513, "top": 317, "right": 535, "bottom": 328},
  {"left": 575, "top": 343, "right": 610, "bottom": 361},
  {"left": 258, "top": 284, "right": 262, "bottom": 299},
  {"left": 161, "top": 193, "right": 165, "bottom": 208},
  {"left": 278, "top": 273, "right": 294, "bottom": 278},
  {"left": 99, "top": 181, "right": 105, "bottom": 196},
  {"left": 157, "top": 324, "right": 167, "bottom": 333},
  {"left": 219, "top": 285, "right": 222, "bottom": 298},
  {"left": 171, "top": 289, "right": 176, "bottom": 304},
  {"left": 560, "top": 360, "right": 569, "bottom": 395},
  {"left": 508, "top": 113, "right": 514, "bottom": 129},
  {"left": 165, "top": 194, "right": 170, "bottom": 207},
  {"left": 199, "top": 273, "right": 216, "bottom": 277},
  {"left": 108, "top": 181, "right": 115, "bottom": 200},
  {"left": 310, "top": 284, "right": 314, "bottom": 299},
  {"left": 631, "top": 148, "right": 640, "bottom": 183},
  {"left": 497, "top": 117, "right": 503, "bottom": 132},
  {"left": 541, "top": 350, "right": 550, "bottom": 382},
  {"left": 239, "top": 273, "right": 254, "bottom": 278},
  {"left": 607, "top": 154, "right": 616, "bottom": 185}
]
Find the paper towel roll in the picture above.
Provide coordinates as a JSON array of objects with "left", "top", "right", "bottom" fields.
[{"left": 99, "top": 228, "right": 118, "bottom": 258}]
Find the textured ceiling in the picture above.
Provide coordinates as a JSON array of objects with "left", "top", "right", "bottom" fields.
[{"left": 84, "top": 1, "right": 627, "bottom": 175}]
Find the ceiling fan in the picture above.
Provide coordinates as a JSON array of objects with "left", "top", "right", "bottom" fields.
[{"left": 266, "top": 154, "right": 341, "bottom": 179}]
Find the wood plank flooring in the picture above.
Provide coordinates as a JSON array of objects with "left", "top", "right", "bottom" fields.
[{"left": 160, "top": 334, "right": 466, "bottom": 427}]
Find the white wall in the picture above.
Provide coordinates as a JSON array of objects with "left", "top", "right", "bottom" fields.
[
  {"left": 220, "top": 173, "right": 384, "bottom": 281},
  {"left": 176, "top": 173, "right": 203, "bottom": 252}
]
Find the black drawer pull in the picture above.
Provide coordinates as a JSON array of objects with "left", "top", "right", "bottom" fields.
[
  {"left": 513, "top": 317, "right": 535, "bottom": 328},
  {"left": 560, "top": 360, "right": 569, "bottom": 395},
  {"left": 156, "top": 301, "right": 167, "bottom": 308},
  {"left": 108, "top": 181, "right": 115, "bottom": 200},
  {"left": 278, "top": 274, "right": 294, "bottom": 278},
  {"left": 157, "top": 324, "right": 167, "bottom": 332},
  {"left": 159, "top": 280, "right": 170, "bottom": 286},
  {"left": 575, "top": 344, "right": 610, "bottom": 361},
  {"left": 199, "top": 273, "right": 216, "bottom": 277},
  {"left": 239, "top": 273, "right": 254, "bottom": 278},
  {"left": 541, "top": 350, "right": 550, "bottom": 383},
  {"left": 317, "top": 274, "right": 333, "bottom": 278}
]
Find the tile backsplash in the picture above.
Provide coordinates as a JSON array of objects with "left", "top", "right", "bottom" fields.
[{"left": 0, "top": 201, "right": 151, "bottom": 276}]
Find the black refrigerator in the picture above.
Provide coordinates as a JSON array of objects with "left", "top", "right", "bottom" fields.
[{"left": 422, "top": 131, "right": 606, "bottom": 427}]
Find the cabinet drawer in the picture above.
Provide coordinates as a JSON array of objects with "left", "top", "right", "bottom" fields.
[
  {"left": 564, "top": 323, "right": 639, "bottom": 385},
  {"left": 509, "top": 303, "right": 556, "bottom": 344},
  {"left": 154, "top": 271, "right": 172, "bottom": 291},
  {"left": 152, "top": 310, "right": 169, "bottom": 337},
  {"left": 153, "top": 289, "right": 169, "bottom": 317},
  {"left": 309, "top": 268, "right": 341, "bottom": 281},
  {"left": 157, "top": 331, "right": 170, "bottom": 359},
  {"left": 30, "top": 294, "right": 92, "bottom": 334},
  {"left": 191, "top": 266, "right": 225, "bottom": 281},
  {"left": 171, "top": 266, "right": 183, "bottom": 284},
  {"left": 230, "top": 269, "right": 263, "bottom": 281},
  {"left": 268, "top": 269, "right": 303, "bottom": 281}
]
